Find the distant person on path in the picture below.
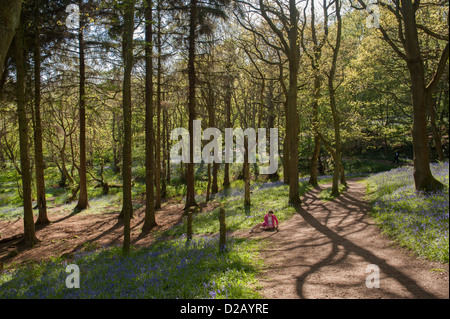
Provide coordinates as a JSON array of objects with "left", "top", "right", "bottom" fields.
[
  {"left": 249, "top": 210, "right": 279, "bottom": 233},
  {"left": 393, "top": 152, "right": 400, "bottom": 164}
]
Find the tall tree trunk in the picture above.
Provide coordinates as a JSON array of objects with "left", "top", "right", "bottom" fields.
[
  {"left": 33, "top": 11, "right": 49, "bottom": 225},
  {"left": 142, "top": 0, "right": 157, "bottom": 232},
  {"left": 0, "top": 0, "right": 22, "bottom": 73},
  {"left": 15, "top": 17, "right": 39, "bottom": 247},
  {"left": 161, "top": 99, "right": 167, "bottom": 199},
  {"left": 205, "top": 81, "right": 218, "bottom": 195},
  {"left": 223, "top": 86, "right": 232, "bottom": 189},
  {"left": 165, "top": 107, "right": 171, "bottom": 185},
  {"left": 329, "top": 0, "right": 343, "bottom": 197},
  {"left": 75, "top": 2, "right": 88, "bottom": 211},
  {"left": 287, "top": 0, "right": 300, "bottom": 205},
  {"left": 266, "top": 84, "right": 279, "bottom": 181},
  {"left": 307, "top": 0, "right": 322, "bottom": 187},
  {"left": 121, "top": 0, "right": 135, "bottom": 254},
  {"left": 309, "top": 74, "right": 321, "bottom": 187},
  {"left": 185, "top": 0, "right": 198, "bottom": 209},
  {"left": 429, "top": 95, "right": 444, "bottom": 161},
  {"left": 155, "top": 3, "right": 162, "bottom": 209},
  {"left": 410, "top": 65, "right": 443, "bottom": 191},
  {"left": 330, "top": 87, "right": 342, "bottom": 197},
  {"left": 244, "top": 137, "right": 250, "bottom": 206},
  {"left": 283, "top": 125, "right": 290, "bottom": 184},
  {"left": 400, "top": 0, "right": 444, "bottom": 191}
]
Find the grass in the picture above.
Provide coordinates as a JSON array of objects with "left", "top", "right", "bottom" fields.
[
  {"left": 366, "top": 162, "right": 449, "bottom": 263},
  {"left": 0, "top": 169, "right": 312, "bottom": 299},
  {"left": 4, "top": 156, "right": 438, "bottom": 299},
  {"left": 0, "top": 236, "right": 263, "bottom": 299},
  {"left": 159, "top": 180, "right": 311, "bottom": 238},
  {"left": 318, "top": 183, "right": 347, "bottom": 201}
]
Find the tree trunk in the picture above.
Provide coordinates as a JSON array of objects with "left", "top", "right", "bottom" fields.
[
  {"left": 309, "top": 135, "right": 321, "bottom": 187},
  {"left": 165, "top": 107, "right": 171, "bottom": 185},
  {"left": 33, "top": 12, "right": 49, "bottom": 225},
  {"left": 329, "top": 0, "right": 343, "bottom": 198},
  {"left": 15, "top": 18, "right": 39, "bottom": 247},
  {"left": 205, "top": 81, "right": 218, "bottom": 195},
  {"left": 244, "top": 137, "right": 250, "bottom": 206},
  {"left": 185, "top": 0, "right": 198, "bottom": 209},
  {"left": 155, "top": 4, "right": 162, "bottom": 209},
  {"left": 161, "top": 100, "right": 167, "bottom": 199},
  {"left": 0, "top": 0, "right": 22, "bottom": 73},
  {"left": 219, "top": 207, "right": 226, "bottom": 253},
  {"left": 283, "top": 128, "right": 290, "bottom": 185},
  {"left": 409, "top": 64, "right": 443, "bottom": 191},
  {"left": 121, "top": 0, "right": 135, "bottom": 254},
  {"left": 266, "top": 84, "right": 279, "bottom": 181},
  {"left": 223, "top": 87, "right": 232, "bottom": 189},
  {"left": 330, "top": 87, "right": 342, "bottom": 197},
  {"left": 400, "top": 0, "right": 443, "bottom": 191},
  {"left": 142, "top": 0, "right": 157, "bottom": 232},
  {"left": 429, "top": 95, "right": 444, "bottom": 161},
  {"left": 309, "top": 74, "right": 321, "bottom": 187},
  {"left": 206, "top": 163, "right": 211, "bottom": 202},
  {"left": 287, "top": 0, "right": 300, "bottom": 205},
  {"left": 112, "top": 110, "right": 121, "bottom": 173},
  {"left": 75, "top": 5, "right": 89, "bottom": 212}
]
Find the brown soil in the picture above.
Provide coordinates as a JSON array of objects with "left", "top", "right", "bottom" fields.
[
  {"left": 0, "top": 199, "right": 217, "bottom": 265},
  {"left": 237, "top": 178, "right": 449, "bottom": 299}
]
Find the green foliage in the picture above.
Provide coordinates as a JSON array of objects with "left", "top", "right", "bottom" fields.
[
  {"left": 160, "top": 180, "right": 309, "bottom": 238},
  {"left": 318, "top": 184, "right": 347, "bottom": 201}
]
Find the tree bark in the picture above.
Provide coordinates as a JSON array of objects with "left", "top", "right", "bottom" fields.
[
  {"left": 219, "top": 207, "right": 226, "bottom": 253},
  {"left": 142, "top": 0, "right": 157, "bottom": 232},
  {"left": 155, "top": 3, "right": 162, "bottom": 209},
  {"left": 0, "top": 0, "right": 22, "bottom": 73},
  {"left": 75, "top": 2, "right": 89, "bottom": 212},
  {"left": 33, "top": 10, "right": 49, "bottom": 225},
  {"left": 309, "top": 73, "right": 321, "bottom": 187},
  {"left": 15, "top": 17, "right": 39, "bottom": 247},
  {"left": 328, "top": 0, "right": 343, "bottom": 197},
  {"left": 185, "top": 0, "right": 198, "bottom": 209},
  {"left": 400, "top": 0, "right": 444, "bottom": 191},
  {"left": 244, "top": 136, "right": 250, "bottom": 206},
  {"left": 287, "top": 0, "right": 300, "bottom": 205},
  {"left": 429, "top": 94, "right": 444, "bottom": 161},
  {"left": 223, "top": 84, "right": 232, "bottom": 189},
  {"left": 356, "top": 0, "right": 446, "bottom": 191},
  {"left": 121, "top": 0, "right": 135, "bottom": 254},
  {"left": 206, "top": 163, "right": 211, "bottom": 202}
]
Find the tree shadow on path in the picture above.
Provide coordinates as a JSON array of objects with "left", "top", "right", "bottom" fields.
[{"left": 294, "top": 201, "right": 438, "bottom": 298}]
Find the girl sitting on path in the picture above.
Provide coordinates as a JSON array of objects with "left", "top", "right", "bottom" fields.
[{"left": 249, "top": 210, "right": 279, "bottom": 233}]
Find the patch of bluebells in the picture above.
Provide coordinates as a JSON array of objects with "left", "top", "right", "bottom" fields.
[
  {"left": 0, "top": 236, "right": 260, "bottom": 299},
  {"left": 368, "top": 162, "right": 449, "bottom": 263}
]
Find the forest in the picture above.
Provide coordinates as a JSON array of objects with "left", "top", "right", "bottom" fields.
[{"left": 0, "top": 0, "right": 448, "bottom": 300}]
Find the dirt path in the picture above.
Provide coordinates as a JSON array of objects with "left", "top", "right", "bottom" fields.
[{"left": 243, "top": 178, "right": 449, "bottom": 299}]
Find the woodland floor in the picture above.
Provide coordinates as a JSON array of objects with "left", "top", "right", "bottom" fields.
[
  {"left": 0, "top": 199, "right": 219, "bottom": 264},
  {"left": 235, "top": 178, "right": 449, "bottom": 299},
  {"left": 0, "top": 178, "right": 448, "bottom": 299}
]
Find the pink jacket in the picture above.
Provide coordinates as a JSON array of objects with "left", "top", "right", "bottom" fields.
[{"left": 263, "top": 213, "right": 278, "bottom": 228}]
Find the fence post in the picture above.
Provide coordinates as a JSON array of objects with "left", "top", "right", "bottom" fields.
[{"left": 219, "top": 207, "right": 226, "bottom": 253}]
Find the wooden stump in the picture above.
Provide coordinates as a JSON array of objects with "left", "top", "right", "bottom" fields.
[{"left": 219, "top": 207, "right": 226, "bottom": 253}]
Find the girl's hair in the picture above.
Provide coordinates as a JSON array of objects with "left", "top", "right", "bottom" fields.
[{"left": 268, "top": 210, "right": 274, "bottom": 214}]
